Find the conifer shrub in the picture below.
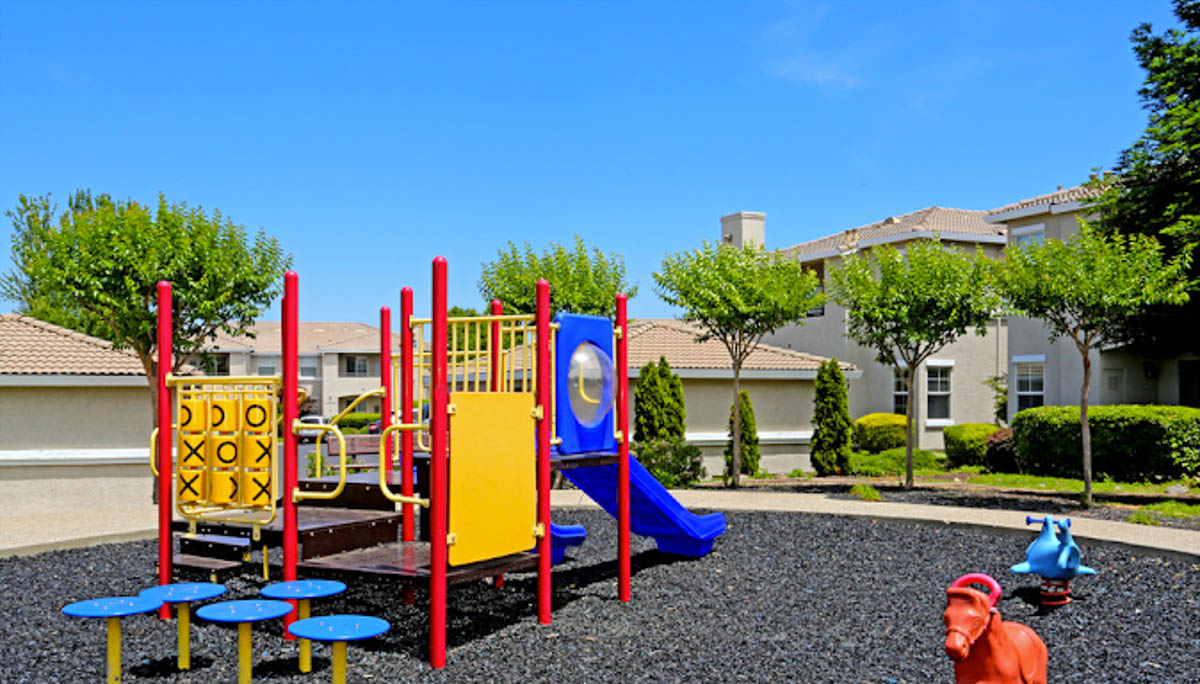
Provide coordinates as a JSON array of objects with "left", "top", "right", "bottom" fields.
[
  {"left": 724, "top": 390, "right": 761, "bottom": 478},
  {"left": 944, "top": 422, "right": 1002, "bottom": 468},
  {"left": 853, "top": 413, "right": 907, "bottom": 453},
  {"left": 811, "top": 358, "right": 853, "bottom": 476},
  {"left": 634, "top": 356, "right": 686, "bottom": 443}
]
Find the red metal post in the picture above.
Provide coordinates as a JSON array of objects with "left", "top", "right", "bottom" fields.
[
  {"left": 400, "top": 287, "right": 414, "bottom": 542},
  {"left": 380, "top": 306, "right": 393, "bottom": 479},
  {"left": 536, "top": 280, "right": 552, "bottom": 624},
  {"left": 490, "top": 298, "right": 505, "bottom": 589},
  {"left": 429, "top": 259, "right": 449, "bottom": 669},
  {"left": 282, "top": 272, "right": 300, "bottom": 634},
  {"left": 616, "top": 293, "right": 631, "bottom": 602},
  {"left": 156, "top": 281, "right": 173, "bottom": 619}
]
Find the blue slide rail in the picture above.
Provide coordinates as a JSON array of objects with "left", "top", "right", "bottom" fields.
[{"left": 562, "top": 456, "right": 726, "bottom": 557}]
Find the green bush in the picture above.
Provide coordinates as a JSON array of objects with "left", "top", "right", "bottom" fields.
[
  {"left": 811, "top": 359, "right": 853, "bottom": 476},
  {"left": 334, "top": 412, "right": 380, "bottom": 429},
  {"left": 635, "top": 437, "right": 704, "bottom": 488},
  {"left": 1011, "top": 405, "right": 1200, "bottom": 481},
  {"left": 848, "top": 483, "right": 882, "bottom": 501},
  {"left": 853, "top": 413, "right": 908, "bottom": 453},
  {"left": 984, "top": 428, "right": 1017, "bottom": 473},
  {"left": 634, "top": 356, "right": 685, "bottom": 443},
  {"left": 724, "top": 390, "right": 761, "bottom": 478},
  {"left": 850, "top": 447, "right": 941, "bottom": 476},
  {"left": 944, "top": 423, "right": 1002, "bottom": 468}
]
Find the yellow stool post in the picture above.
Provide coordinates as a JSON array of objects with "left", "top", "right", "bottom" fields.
[
  {"left": 298, "top": 599, "right": 311, "bottom": 673},
  {"left": 106, "top": 617, "right": 121, "bottom": 683},
  {"left": 195, "top": 600, "right": 293, "bottom": 684},
  {"left": 62, "top": 595, "right": 163, "bottom": 684},
  {"left": 177, "top": 602, "right": 190, "bottom": 669},
  {"left": 332, "top": 641, "right": 347, "bottom": 684},
  {"left": 238, "top": 622, "right": 252, "bottom": 684},
  {"left": 138, "top": 582, "right": 227, "bottom": 671}
]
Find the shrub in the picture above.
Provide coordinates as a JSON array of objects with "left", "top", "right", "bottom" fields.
[
  {"left": 335, "top": 412, "right": 380, "bottom": 429},
  {"left": 850, "top": 447, "right": 940, "bottom": 477},
  {"left": 635, "top": 437, "right": 704, "bottom": 488},
  {"left": 811, "top": 359, "right": 853, "bottom": 476},
  {"left": 944, "top": 422, "right": 1002, "bottom": 468},
  {"left": 848, "top": 483, "right": 882, "bottom": 501},
  {"left": 853, "top": 413, "right": 908, "bottom": 453},
  {"left": 984, "top": 428, "right": 1017, "bottom": 473},
  {"left": 724, "top": 390, "right": 761, "bottom": 478},
  {"left": 634, "top": 356, "right": 685, "bottom": 443},
  {"left": 1011, "top": 405, "right": 1200, "bottom": 481}
]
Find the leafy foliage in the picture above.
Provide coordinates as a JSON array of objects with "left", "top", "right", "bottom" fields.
[
  {"left": 853, "top": 413, "right": 908, "bottom": 454},
  {"left": 635, "top": 437, "right": 705, "bottom": 488},
  {"left": 811, "top": 358, "right": 852, "bottom": 476},
  {"left": 333, "top": 412, "right": 381, "bottom": 429},
  {"left": 633, "top": 356, "right": 686, "bottom": 443},
  {"left": 829, "top": 239, "right": 1000, "bottom": 487},
  {"left": 724, "top": 390, "right": 761, "bottom": 480},
  {"left": 849, "top": 447, "right": 942, "bottom": 477},
  {"left": 983, "top": 374, "right": 1009, "bottom": 426},
  {"left": 848, "top": 483, "right": 882, "bottom": 502},
  {"left": 984, "top": 428, "right": 1017, "bottom": 474},
  {"left": 943, "top": 422, "right": 1002, "bottom": 468},
  {"left": 2, "top": 190, "right": 291, "bottom": 421},
  {"left": 477, "top": 236, "right": 636, "bottom": 318},
  {"left": 655, "top": 241, "right": 823, "bottom": 486}
]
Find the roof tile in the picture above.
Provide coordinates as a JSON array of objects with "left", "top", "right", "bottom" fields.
[{"left": 0, "top": 314, "right": 144, "bottom": 375}]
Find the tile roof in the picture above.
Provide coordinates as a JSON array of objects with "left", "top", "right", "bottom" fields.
[
  {"left": 985, "top": 184, "right": 1101, "bottom": 217},
  {"left": 781, "top": 207, "right": 1004, "bottom": 260},
  {"left": 0, "top": 314, "right": 144, "bottom": 375},
  {"left": 208, "top": 322, "right": 401, "bottom": 354},
  {"left": 626, "top": 319, "right": 854, "bottom": 373}
]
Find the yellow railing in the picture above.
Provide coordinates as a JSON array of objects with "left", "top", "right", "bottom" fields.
[
  {"left": 376, "top": 424, "right": 431, "bottom": 507},
  {"left": 312, "top": 387, "right": 385, "bottom": 477},
  {"left": 292, "top": 422, "right": 349, "bottom": 502}
]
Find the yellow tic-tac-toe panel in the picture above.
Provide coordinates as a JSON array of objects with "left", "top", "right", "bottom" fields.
[
  {"left": 447, "top": 392, "right": 536, "bottom": 566},
  {"left": 177, "top": 469, "right": 206, "bottom": 502},
  {"left": 179, "top": 399, "right": 206, "bottom": 432},
  {"left": 208, "top": 470, "right": 239, "bottom": 504},
  {"left": 242, "top": 433, "right": 273, "bottom": 470},
  {"left": 242, "top": 399, "right": 271, "bottom": 432},
  {"left": 210, "top": 436, "right": 240, "bottom": 469},
  {"left": 180, "top": 435, "right": 207, "bottom": 468},
  {"left": 209, "top": 399, "right": 239, "bottom": 432},
  {"left": 242, "top": 470, "right": 272, "bottom": 507}
]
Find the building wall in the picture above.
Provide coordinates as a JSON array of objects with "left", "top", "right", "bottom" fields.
[
  {"left": 320, "top": 352, "right": 385, "bottom": 416},
  {"left": 0, "top": 385, "right": 151, "bottom": 449}
]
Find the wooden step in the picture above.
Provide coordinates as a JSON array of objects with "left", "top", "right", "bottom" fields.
[
  {"left": 173, "top": 553, "right": 242, "bottom": 582},
  {"left": 178, "top": 533, "right": 253, "bottom": 562}
]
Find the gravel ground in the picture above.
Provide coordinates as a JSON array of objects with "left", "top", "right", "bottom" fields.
[{"left": 2, "top": 509, "right": 1197, "bottom": 683}]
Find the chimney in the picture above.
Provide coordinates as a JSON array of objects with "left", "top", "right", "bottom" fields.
[{"left": 720, "top": 212, "right": 766, "bottom": 248}]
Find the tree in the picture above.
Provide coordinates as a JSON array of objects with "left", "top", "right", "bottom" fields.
[
  {"left": 478, "top": 236, "right": 637, "bottom": 318},
  {"left": 2, "top": 190, "right": 292, "bottom": 423},
  {"left": 655, "top": 241, "right": 823, "bottom": 486},
  {"left": 724, "top": 390, "right": 760, "bottom": 480},
  {"left": 829, "top": 239, "right": 1000, "bottom": 489},
  {"left": 995, "top": 223, "right": 1191, "bottom": 506},
  {"left": 634, "top": 356, "right": 686, "bottom": 443},
  {"left": 811, "top": 358, "right": 852, "bottom": 476},
  {"left": 1089, "top": 0, "right": 1200, "bottom": 353}
]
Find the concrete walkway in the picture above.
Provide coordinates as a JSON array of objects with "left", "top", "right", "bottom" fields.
[{"left": 2, "top": 477, "right": 1197, "bottom": 559}]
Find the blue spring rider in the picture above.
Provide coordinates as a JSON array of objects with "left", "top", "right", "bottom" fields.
[{"left": 1010, "top": 515, "right": 1095, "bottom": 605}]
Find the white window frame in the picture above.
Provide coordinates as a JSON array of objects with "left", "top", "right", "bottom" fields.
[
  {"left": 299, "top": 355, "right": 319, "bottom": 379},
  {"left": 892, "top": 368, "right": 908, "bottom": 416},
  {"left": 1011, "top": 223, "right": 1045, "bottom": 248},
  {"left": 341, "top": 355, "right": 370, "bottom": 378},
  {"left": 1015, "top": 362, "right": 1045, "bottom": 412},
  {"left": 256, "top": 355, "right": 278, "bottom": 377},
  {"left": 926, "top": 366, "right": 952, "bottom": 425}
]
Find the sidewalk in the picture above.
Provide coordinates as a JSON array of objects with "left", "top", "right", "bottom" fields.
[{"left": 3, "top": 479, "right": 1197, "bottom": 559}]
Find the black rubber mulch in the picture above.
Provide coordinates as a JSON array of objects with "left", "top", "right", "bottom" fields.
[{"left": 2, "top": 509, "right": 1196, "bottom": 682}]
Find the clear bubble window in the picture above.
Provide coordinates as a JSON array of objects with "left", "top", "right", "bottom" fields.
[{"left": 567, "top": 341, "right": 614, "bottom": 428}]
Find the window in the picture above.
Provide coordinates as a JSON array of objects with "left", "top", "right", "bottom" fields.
[
  {"left": 927, "top": 367, "right": 951, "bottom": 420},
  {"left": 1016, "top": 363, "right": 1044, "bottom": 411},
  {"left": 257, "top": 355, "right": 277, "bottom": 376},
  {"left": 341, "top": 355, "right": 370, "bottom": 377},
  {"left": 893, "top": 369, "right": 908, "bottom": 416},
  {"left": 1011, "top": 223, "right": 1045, "bottom": 248},
  {"left": 202, "top": 354, "right": 229, "bottom": 376},
  {"left": 300, "top": 356, "right": 319, "bottom": 379}
]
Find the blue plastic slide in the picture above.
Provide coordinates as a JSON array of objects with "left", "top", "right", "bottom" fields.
[{"left": 562, "top": 456, "right": 726, "bottom": 557}]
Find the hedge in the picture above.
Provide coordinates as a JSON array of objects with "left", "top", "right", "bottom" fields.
[
  {"left": 944, "top": 422, "right": 1002, "bottom": 468},
  {"left": 853, "top": 413, "right": 908, "bottom": 453},
  {"left": 334, "top": 412, "right": 380, "bottom": 429},
  {"left": 1011, "top": 405, "right": 1200, "bottom": 481}
]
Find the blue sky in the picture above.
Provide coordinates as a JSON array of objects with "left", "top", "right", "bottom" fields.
[{"left": 0, "top": 0, "right": 1181, "bottom": 323}]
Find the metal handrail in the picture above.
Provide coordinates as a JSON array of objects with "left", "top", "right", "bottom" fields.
[
  {"left": 377, "top": 424, "right": 431, "bottom": 507},
  {"left": 292, "top": 422, "right": 348, "bottom": 502},
  {"left": 313, "top": 387, "right": 385, "bottom": 476},
  {"left": 149, "top": 427, "right": 159, "bottom": 477}
]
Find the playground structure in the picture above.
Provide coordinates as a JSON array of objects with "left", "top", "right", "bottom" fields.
[
  {"left": 1010, "top": 515, "right": 1096, "bottom": 606},
  {"left": 149, "top": 257, "right": 726, "bottom": 669},
  {"left": 943, "top": 573, "right": 1048, "bottom": 684}
]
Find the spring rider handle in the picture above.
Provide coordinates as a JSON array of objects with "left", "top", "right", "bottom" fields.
[{"left": 949, "top": 573, "right": 1002, "bottom": 608}]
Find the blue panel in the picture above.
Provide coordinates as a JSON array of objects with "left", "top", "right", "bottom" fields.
[{"left": 555, "top": 313, "right": 617, "bottom": 454}]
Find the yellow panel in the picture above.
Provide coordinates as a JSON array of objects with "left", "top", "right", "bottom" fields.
[
  {"left": 178, "top": 469, "right": 206, "bottom": 502},
  {"left": 210, "top": 399, "right": 239, "bottom": 432},
  {"left": 242, "top": 399, "right": 271, "bottom": 432},
  {"left": 179, "top": 399, "right": 206, "bottom": 432},
  {"left": 242, "top": 470, "right": 272, "bottom": 507},
  {"left": 242, "top": 433, "right": 273, "bottom": 469},
  {"left": 209, "top": 470, "right": 239, "bottom": 504},
  {"left": 180, "top": 435, "right": 207, "bottom": 468},
  {"left": 210, "top": 436, "right": 240, "bottom": 468},
  {"left": 448, "top": 392, "right": 536, "bottom": 566}
]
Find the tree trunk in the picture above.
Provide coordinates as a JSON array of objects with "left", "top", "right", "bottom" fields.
[
  {"left": 1080, "top": 346, "right": 1093, "bottom": 508},
  {"left": 730, "top": 363, "right": 742, "bottom": 488},
  {"left": 904, "top": 364, "right": 916, "bottom": 490}
]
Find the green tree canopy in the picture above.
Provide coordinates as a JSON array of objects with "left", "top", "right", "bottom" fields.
[
  {"left": 828, "top": 238, "right": 1000, "bottom": 488},
  {"left": 995, "top": 223, "right": 1192, "bottom": 506},
  {"left": 1090, "top": 0, "right": 1200, "bottom": 352},
  {"left": 655, "top": 241, "right": 823, "bottom": 486},
  {"left": 2, "top": 190, "right": 292, "bottom": 420},
  {"left": 477, "top": 236, "right": 636, "bottom": 318}
]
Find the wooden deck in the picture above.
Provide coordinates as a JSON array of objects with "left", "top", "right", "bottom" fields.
[{"left": 298, "top": 541, "right": 537, "bottom": 583}]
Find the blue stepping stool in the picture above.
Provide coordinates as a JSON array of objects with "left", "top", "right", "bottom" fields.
[
  {"left": 139, "top": 582, "right": 226, "bottom": 670},
  {"left": 288, "top": 615, "right": 390, "bottom": 684},
  {"left": 261, "top": 579, "right": 346, "bottom": 672},
  {"left": 62, "top": 595, "right": 163, "bottom": 683},
  {"left": 195, "top": 599, "right": 293, "bottom": 684}
]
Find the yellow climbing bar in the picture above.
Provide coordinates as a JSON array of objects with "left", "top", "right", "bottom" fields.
[
  {"left": 292, "top": 422, "right": 348, "bottom": 502},
  {"left": 376, "top": 424, "right": 431, "bottom": 507}
]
